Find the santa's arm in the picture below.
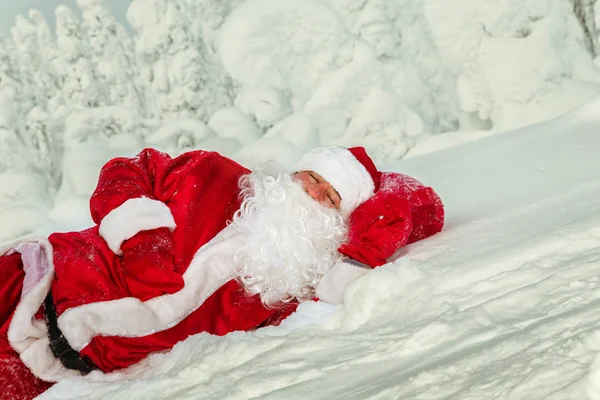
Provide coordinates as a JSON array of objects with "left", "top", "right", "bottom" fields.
[
  {"left": 89, "top": 148, "right": 217, "bottom": 299},
  {"left": 89, "top": 148, "right": 183, "bottom": 255},
  {"left": 315, "top": 192, "right": 413, "bottom": 304}
]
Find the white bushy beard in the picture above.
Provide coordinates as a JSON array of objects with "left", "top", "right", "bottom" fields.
[{"left": 229, "top": 163, "right": 347, "bottom": 308}]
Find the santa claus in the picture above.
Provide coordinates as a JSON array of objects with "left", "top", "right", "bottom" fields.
[{"left": 0, "top": 145, "right": 444, "bottom": 399}]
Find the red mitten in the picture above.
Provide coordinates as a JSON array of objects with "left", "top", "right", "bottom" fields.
[
  {"left": 378, "top": 172, "right": 445, "bottom": 245},
  {"left": 339, "top": 190, "right": 413, "bottom": 268},
  {"left": 119, "top": 227, "right": 185, "bottom": 301}
]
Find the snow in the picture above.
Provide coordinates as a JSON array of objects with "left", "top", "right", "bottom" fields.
[
  {"left": 263, "top": 113, "right": 319, "bottom": 152},
  {"left": 234, "top": 87, "right": 293, "bottom": 129},
  {"left": 208, "top": 106, "right": 261, "bottom": 145},
  {"left": 144, "top": 118, "right": 216, "bottom": 155},
  {"left": 1, "top": 0, "right": 600, "bottom": 398},
  {"left": 218, "top": 0, "right": 354, "bottom": 104},
  {"left": 34, "top": 94, "right": 600, "bottom": 399},
  {"left": 404, "top": 129, "right": 496, "bottom": 159}
]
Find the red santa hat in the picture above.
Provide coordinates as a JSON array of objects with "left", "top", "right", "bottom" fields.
[{"left": 293, "top": 146, "right": 382, "bottom": 216}]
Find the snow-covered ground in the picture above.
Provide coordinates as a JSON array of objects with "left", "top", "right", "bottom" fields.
[{"left": 35, "top": 92, "right": 600, "bottom": 400}]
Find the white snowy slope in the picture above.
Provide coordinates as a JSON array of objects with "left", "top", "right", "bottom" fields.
[{"left": 36, "top": 96, "right": 600, "bottom": 399}]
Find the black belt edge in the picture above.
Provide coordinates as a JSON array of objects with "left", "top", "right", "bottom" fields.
[{"left": 44, "top": 291, "right": 98, "bottom": 375}]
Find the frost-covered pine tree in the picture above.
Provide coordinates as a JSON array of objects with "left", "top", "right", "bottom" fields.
[
  {"left": 0, "top": 122, "right": 52, "bottom": 243},
  {"left": 323, "top": 0, "right": 460, "bottom": 133},
  {"left": 572, "top": 0, "right": 599, "bottom": 56},
  {"left": 8, "top": 18, "right": 40, "bottom": 131},
  {"left": 181, "top": 0, "right": 238, "bottom": 99},
  {"left": 326, "top": 0, "right": 402, "bottom": 59},
  {"left": 11, "top": 16, "right": 43, "bottom": 107},
  {"left": 187, "top": 0, "right": 244, "bottom": 54},
  {"left": 25, "top": 107, "right": 63, "bottom": 190},
  {"left": 12, "top": 13, "right": 67, "bottom": 121},
  {"left": 77, "top": 0, "right": 143, "bottom": 111},
  {"left": 55, "top": 5, "right": 107, "bottom": 109},
  {"left": 28, "top": 10, "right": 67, "bottom": 108},
  {"left": 26, "top": 11, "right": 67, "bottom": 175},
  {"left": 0, "top": 33, "right": 24, "bottom": 136},
  {"left": 128, "top": 0, "right": 231, "bottom": 122},
  {"left": 0, "top": 46, "right": 52, "bottom": 241}
]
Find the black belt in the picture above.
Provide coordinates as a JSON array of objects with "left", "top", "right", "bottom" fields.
[{"left": 44, "top": 291, "right": 97, "bottom": 374}]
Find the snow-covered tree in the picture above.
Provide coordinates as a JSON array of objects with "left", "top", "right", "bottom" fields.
[
  {"left": 77, "top": 0, "right": 143, "bottom": 111},
  {"left": 55, "top": 5, "right": 107, "bottom": 109},
  {"left": 127, "top": 0, "right": 231, "bottom": 122},
  {"left": 573, "top": 0, "right": 599, "bottom": 56},
  {"left": 7, "top": 20, "right": 39, "bottom": 133},
  {"left": 28, "top": 10, "right": 64, "bottom": 91},
  {"left": 0, "top": 34, "right": 23, "bottom": 134},
  {"left": 186, "top": 0, "right": 244, "bottom": 54},
  {"left": 219, "top": 0, "right": 424, "bottom": 162},
  {"left": 24, "top": 107, "right": 63, "bottom": 190},
  {"left": 323, "top": 0, "right": 460, "bottom": 133},
  {"left": 325, "top": 0, "right": 402, "bottom": 59},
  {"left": 0, "top": 119, "right": 52, "bottom": 243}
]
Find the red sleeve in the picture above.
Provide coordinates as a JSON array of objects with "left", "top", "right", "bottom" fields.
[
  {"left": 89, "top": 148, "right": 222, "bottom": 255},
  {"left": 88, "top": 149, "right": 216, "bottom": 298},
  {"left": 90, "top": 148, "right": 189, "bottom": 224}
]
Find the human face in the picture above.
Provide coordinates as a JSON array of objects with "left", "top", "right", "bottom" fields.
[{"left": 293, "top": 171, "right": 341, "bottom": 210}]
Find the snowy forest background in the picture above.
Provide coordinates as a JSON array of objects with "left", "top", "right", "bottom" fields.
[{"left": 1, "top": 0, "right": 600, "bottom": 243}]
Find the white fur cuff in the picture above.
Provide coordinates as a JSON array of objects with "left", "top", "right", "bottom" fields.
[
  {"left": 99, "top": 197, "right": 177, "bottom": 255},
  {"left": 316, "top": 258, "right": 370, "bottom": 304}
]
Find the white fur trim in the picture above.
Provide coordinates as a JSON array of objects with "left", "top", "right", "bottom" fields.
[
  {"left": 315, "top": 258, "right": 370, "bottom": 304},
  {"left": 99, "top": 197, "right": 177, "bottom": 255},
  {"left": 3, "top": 239, "right": 78, "bottom": 382},
  {"left": 58, "top": 225, "right": 240, "bottom": 351},
  {"left": 293, "top": 146, "right": 375, "bottom": 216}
]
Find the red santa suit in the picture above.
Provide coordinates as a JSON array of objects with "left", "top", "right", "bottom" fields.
[
  {"left": 1, "top": 149, "right": 299, "bottom": 390},
  {"left": 0, "top": 146, "right": 444, "bottom": 400}
]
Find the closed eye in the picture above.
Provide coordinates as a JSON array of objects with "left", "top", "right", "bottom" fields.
[{"left": 328, "top": 190, "right": 341, "bottom": 209}]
